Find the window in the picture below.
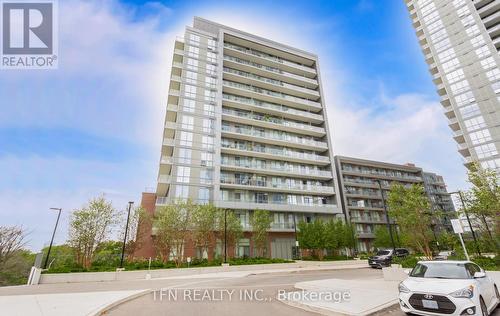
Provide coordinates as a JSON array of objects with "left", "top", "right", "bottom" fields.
[
  {"left": 188, "top": 45, "right": 199, "bottom": 58},
  {"left": 437, "top": 47, "right": 456, "bottom": 63},
  {"left": 420, "top": 2, "right": 436, "bottom": 17},
  {"left": 426, "top": 19, "right": 443, "bottom": 34},
  {"left": 182, "top": 99, "right": 195, "bottom": 112},
  {"left": 175, "top": 185, "right": 189, "bottom": 199},
  {"left": 189, "top": 33, "right": 200, "bottom": 43},
  {"left": 469, "top": 129, "right": 491, "bottom": 145},
  {"left": 206, "top": 64, "right": 216, "bottom": 76},
  {"left": 206, "top": 51, "right": 217, "bottom": 63},
  {"left": 200, "top": 169, "right": 213, "bottom": 184},
  {"left": 470, "top": 35, "right": 485, "bottom": 48},
  {"left": 480, "top": 57, "right": 496, "bottom": 70},
  {"left": 207, "top": 38, "right": 216, "bottom": 50},
  {"left": 204, "top": 89, "right": 216, "bottom": 102},
  {"left": 450, "top": 79, "right": 470, "bottom": 95},
  {"left": 417, "top": 0, "right": 432, "bottom": 7},
  {"left": 481, "top": 158, "right": 500, "bottom": 170},
  {"left": 205, "top": 76, "right": 216, "bottom": 88},
  {"left": 181, "top": 115, "right": 194, "bottom": 130},
  {"left": 185, "top": 71, "right": 197, "bottom": 84},
  {"left": 430, "top": 29, "right": 447, "bottom": 44},
  {"left": 457, "top": 5, "right": 470, "bottom": 17},
  {"left": 442, "top": 58, "right": 460, "bottom": 73},
  {"left": 176, "top": 166, "right": 191, "bottom": 183},
  {"left": 475, "top": 46, "right": 491, "bottom": 58},
  {"left": 203, "top": 103, "right": 215, "bottom": 116},
  {"left": 461, "top": 15, "right": 475, "bottom": 27},
  {"left": 202, "top": 135, "right": 214, "bottom": 150},
  {"left": 179, "top": 131, "right": 193, "bottom": 147},
  {"left": 475, "top": 143, "right": 497, "bottom": 159},
  {"left": 178, "top": 148, "right": 191, "bottom": 164},
  {"left": 187, "top": 58, "right": 198, "bottom": 70},
  {"left": 465, "top": 25, "right": 480, "bottom": 37},
  {"left": 455, "top": 91, "right": 475, "bottom": 106},
  {"left": 445, "top": 69, "right": 464, "bottom": 84},
  {"left": 486, "top": 69, "right": 500, "bottom": 82},
  {"left": 184, "top": 84, "right": 197, "bottom": 98},
  {"left": 200, "top": 152, "right": 213, "bottom": 167},
  {"left": 492, "top": 81, "right": 500, "bottom": 94},
  {"left": 423, "top": 10, "right": 439, "bottom": 24},
  {"left": 459, "top": 103, "right": 480, "bottom": 118},
  {"left": 464, "top": 116, "right": 486, "bottom": 131},
  {"left": 198, "top": 187, "right": 210, "bottom": 204},
  {"left": 202, "top": 118, "right": 214, "bottom": 134}
]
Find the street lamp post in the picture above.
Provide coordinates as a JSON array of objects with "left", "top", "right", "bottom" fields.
[
  {"left": 224, "top": 209, "right": 227, "bottom": 263},
  {"left": 44, "top": 208, "right": 62, "bottom": 269},
  {"left": 120, "top": 201, "right": 134, "bottom": 269},
  {"left": 375, "top": 180, "right": 396, "bottom": 250},
  {"left": 449, "top": 191, "right": 481, "bottom": 256}
]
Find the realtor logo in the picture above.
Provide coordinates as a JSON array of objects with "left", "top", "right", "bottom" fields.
[{"left": 1, "top": 0, "right": 58, "bottom": 69}]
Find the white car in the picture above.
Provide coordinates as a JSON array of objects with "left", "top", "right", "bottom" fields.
[{"left": 398, "top": 261, "right": 499, "bottom": 316}]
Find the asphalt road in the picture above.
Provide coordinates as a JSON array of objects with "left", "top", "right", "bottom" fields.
[{"left": 106, "top": 268, "right": 381, "bottom": 316}]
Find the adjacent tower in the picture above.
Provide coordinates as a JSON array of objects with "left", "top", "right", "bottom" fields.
[{"left": 405, "top": 0, "right": 500, "bottom": 171}]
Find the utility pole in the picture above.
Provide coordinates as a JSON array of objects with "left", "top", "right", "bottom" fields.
[
  {"left": 44, "top": 208, "right": 62, "bottom": 269},
  {"left": 376, "top": 180, "right": 396, "bottom": 250},
  {"left": 120, "top": 201, "right": 134, "bottom": 269}
]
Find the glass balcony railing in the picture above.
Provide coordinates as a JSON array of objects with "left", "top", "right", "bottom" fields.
[
  {"left": 223, "top": 42, "right": 316, "bottom": 74},
  {"left": 220, "top": 159, "right": 332, "bottom": 177},
  {"left": 222, "top": 107, "right": 325, "bottom": 134},
  {"left": 219, "top": 177, "right": 334, "bottom": 193},
  {"left": 341, "top": 167, "right": 422, "bottom": 181},
  {"left": 222, "top": 93, "right": 323, "bottom": 121},
  {"left": 221, "top": 141, "right": 330, "bottom": 163},
  {"left": 223, "top": 80, "right": 321, "bottom": 108},
  {"left": 220, "top": 198, "right": 334, "bottom": 207},
  {"left": 221, "top": 124, "right": 327, "bottom": 148}
]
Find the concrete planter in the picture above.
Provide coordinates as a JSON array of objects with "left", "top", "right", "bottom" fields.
[{"left": 382, "top": 265, "right": 407, "bottom": 281}]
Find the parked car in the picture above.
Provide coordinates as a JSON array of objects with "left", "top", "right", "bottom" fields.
[
  {"left": 368, "top": 248, "right": 409, "bottom": 268},
  {"left": 398, "top": 260, "right": 499, "bottom": 316},
  {"left": 434, "top": 250, "right": 456, "bottom": 261}
]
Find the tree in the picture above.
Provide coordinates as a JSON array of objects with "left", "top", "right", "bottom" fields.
[
  {"left": 324, "top": 219, "right": 342, "bottom": 253},
  {"left": 297, "top": 219, "right": 326, "bottom": 259},
  {"left": 342, "top": 222, "right": 357, "bottom": 254},
  {"left": 0, "top": 226, "right": 27, "bottom": 269},
  {"left": 118, "top": 206, "right": 147, "bottom": 260},
  {"left": 154, "top": 200, "right": 192, "bottom": 266},
  {"left": 373, "top": 225, "right": 394, "bottom": 249},
  {"left": 250, "top": 210, "right": 272, "bottom": 257},
  {"left": 216, "top": 210, "right": 243, "bottom": 259},
  {"left": 463, "top": 164, "right": 500, "bottom": 252},
  {"left": 387, "top": 184, "right": 434, "bottom": 259},
  {"left": 191, "top": 204, "right": 219, "bottom": 259},
  {"left": 68, "top": 196, "right": 117, "bottom": 268}
]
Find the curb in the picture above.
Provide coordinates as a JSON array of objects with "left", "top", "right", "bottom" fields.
[{"left": 88, "top": 289, "right": 151, "bottom": 316}]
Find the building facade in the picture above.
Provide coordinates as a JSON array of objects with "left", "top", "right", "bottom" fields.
[
  {"left": 334, "top": 156, "right": 455, "bottom": 252},
  {"left": 135, "top": 17, "right": 343, "bottom": 260},
  {"left": 405, "top": 0, "right": 500, "bottom": 171}
]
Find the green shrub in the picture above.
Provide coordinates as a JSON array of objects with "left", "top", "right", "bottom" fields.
[
  {"left": 392, "top": 255, "right": 419, "bottom": 268},
  {"left": 472, "top": 256, "right": 499, "bottom": 271}
]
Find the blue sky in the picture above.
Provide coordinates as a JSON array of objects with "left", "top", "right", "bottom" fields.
[{"left": 0, "top": 0, "right": 468, "bottom": 251}]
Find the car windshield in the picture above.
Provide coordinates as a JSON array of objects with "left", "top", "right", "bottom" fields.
[
  {"left": 438, "top": 251, "right": 450, "bottom": 256},
  {"left": 410, "top": 263, "right": 470, "bottom": 279},
  {"left": 376, "top": 250, "right": 390, "bottom": 256}
]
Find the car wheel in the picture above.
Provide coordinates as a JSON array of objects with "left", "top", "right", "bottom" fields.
[{"left": 479, "top": 297, "right": 488, "bottom": 316}]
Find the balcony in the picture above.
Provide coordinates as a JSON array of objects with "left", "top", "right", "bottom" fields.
[
  {"left": 220, "top": 161, "right": 332, "bottom": 180},
  {"left": 221, "top": 141, "right": 331, "bottom": 165},
  {"left": 350, "top": 217, "right": 386, "bottom": 224},
  {"left": 221, "top": 124, "right": 327, "bottom": 151},
  {"left": 223, "top": 43, "right": 317, "bottom": 78},
  {"left": 341, "top": 168, "right": 422, "bottom": 182},
  {"left": 223, "top": 67, "right": 320, "bottom": 99},
  {"left": 216, "top": 199, "right": 339, "bottom": 214},
  {"left": 223, "top": 93, "right": 324, "bottom": 124},
  {"left": 356, "top": 232, "right": 375, "bottom": 239},
  {"left": 222, "top": 107, "right": 326, "bottom": 137},
  {"left": 223, "top": 80, "right": 322, "bottom": 111},
  {"left": 223, "top": 55, "right": 318, "bottom": 89},
  {"left": 219, "top": 177, "right": 335, "bottom": 195}
]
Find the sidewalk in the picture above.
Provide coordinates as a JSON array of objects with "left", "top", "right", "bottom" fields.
[
  {"left": 280, "top": 271, "right": 500, "bottom": 316},
  {"left": 0, "top": 289, "right": 149, "bottom": 316}
]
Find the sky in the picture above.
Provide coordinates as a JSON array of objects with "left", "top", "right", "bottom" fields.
[{"left": 0, "top": 0, "right": 469, "bottom": 251}]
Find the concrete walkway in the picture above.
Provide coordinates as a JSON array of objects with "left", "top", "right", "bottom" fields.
[{"left": 0, "top": 289, "right": 149, "bottom": 316}]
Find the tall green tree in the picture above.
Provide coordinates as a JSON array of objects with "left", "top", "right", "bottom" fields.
[
  {"left": 387, "top": 184, "right": 434, "bottom": 259},
  {"left": 68, "top": 196, "right": 117, "bottom": 268},
  {"left": 191, "top": 204, "right": 219, "bottom": 259},
  {"left": 297, "top": 219, "right": 326, "bottom": 259},
  {"left": 154, "top": 200, "right": 193, "bottom": 266},
  {"left": 250, "top": 210, "right": 272, "bottom": 257}
]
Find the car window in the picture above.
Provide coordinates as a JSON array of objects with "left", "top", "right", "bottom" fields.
[
  {"left": 465, "top": 263, "right": 481, "bottom": 276},
  {"left": 376, "top": 250, "right": 390, "bottom": 256},
  {"left": 410, "top": 263, "right": 470, "bottom": 279}
]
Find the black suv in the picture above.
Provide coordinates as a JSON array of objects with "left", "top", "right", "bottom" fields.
[{"left": 368, "top": 248, "right": 409, "bottom": 268}]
